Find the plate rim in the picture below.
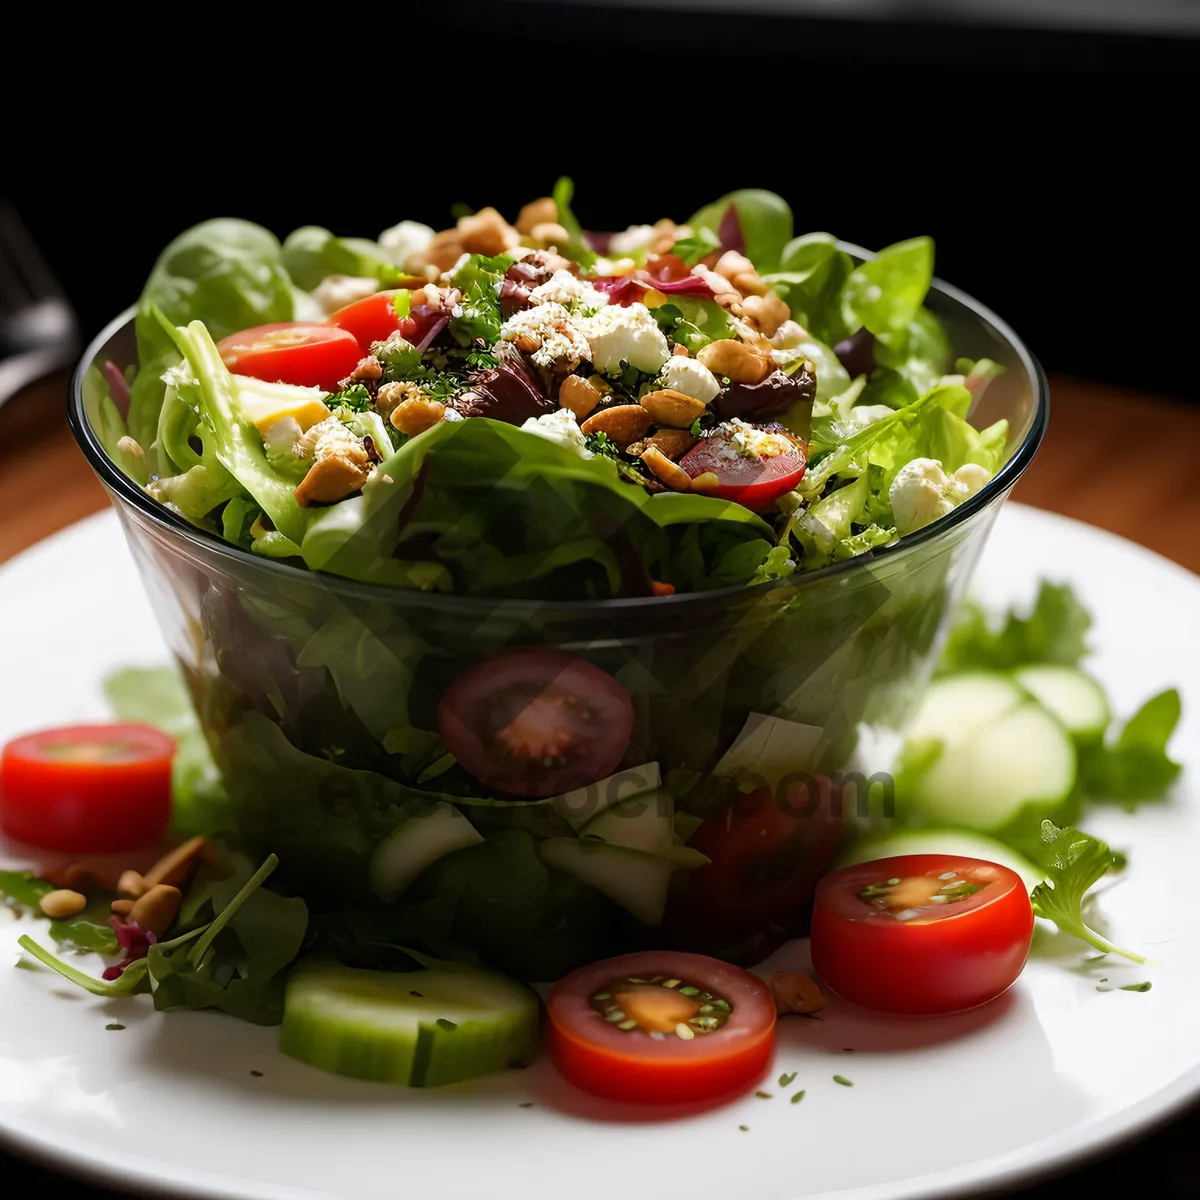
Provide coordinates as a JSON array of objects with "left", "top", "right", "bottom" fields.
[{"left": 1, "top": 501, "right": 1198, "bottom": 1200}]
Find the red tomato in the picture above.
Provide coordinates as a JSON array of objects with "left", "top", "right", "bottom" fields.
[
  {"left": 674, "top": 779, "right": 843, "bottom": 944},
  {"left": 216, "top": 323, "right": 361, "bottom": 392},
  {"left": 811, "top": 854, "right": 1035, "bottom": 1015},
  {"left": 437, "top": 649, "right": 634, "bottom": 798},
  {"left": 547, "top": 950, "right": 776, "bottom": 1103},
  {"left": 679, "top": 425, "right": 806, "bottom": 512},
  {"left": 0, "top": 724, "right": 176, "bottom": 853},
  {"left": 327, "top": 289, "right": 440, "bottom": 352}
]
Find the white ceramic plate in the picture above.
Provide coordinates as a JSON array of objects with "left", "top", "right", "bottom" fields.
[{"left": 1, "top": 504, "right": 1197, "bottom": 1200}]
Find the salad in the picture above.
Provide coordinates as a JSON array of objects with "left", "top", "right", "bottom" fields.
[
  {"left": 87, "top": 181, "right": 1010, "bottom": 597},
  {"left": 0, "top": 582, "right": 1181, "bottom": 1101}
]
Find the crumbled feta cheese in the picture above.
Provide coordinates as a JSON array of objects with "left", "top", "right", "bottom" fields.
[
  {"left": 500, "top": 302, "right": 591, "bottom": 369},
  {"left": 520, "top": 408, "right": 592, "bottom": 457},
  {"left": 262, "top": 416, "right": 302, "bottom": 453},
  {"left": 161, "top": 362, "right": 197, "bottom": 389},
  {"left": 952, "top": 463, "right": 992, "bottom": 498},
  {"left": 583, "top": 303, "right": 670, "bottom": 375},
  {"left": 378, "top": 220, "right": 434, "bottom": 270},
  {"left": 529, "top": 270, "right": 609, "bottom": 313},
  {"left": 889, "top": 457, "right": 994, "bottom": 536},
  {"left": 725, "top": 418, "right": 793, "bottom": 461},
  {"left": 770, "top": 320, "right": 807, "bottom": 351},
  {"left": 311, "top": 274, "right": 381, "bottom": 316},
  {"left": 608, "top": 224, "right": 658, "bottom": 256},
  {"left": 660, "top": 356, "right": 721, "bottom": 405}
]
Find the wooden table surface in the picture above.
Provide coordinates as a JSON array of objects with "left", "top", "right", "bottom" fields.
[{"left": 2, "top": 371, "right": 1199, "bottom": 1198}]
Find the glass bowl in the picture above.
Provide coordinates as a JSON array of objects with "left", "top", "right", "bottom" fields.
[{"left": 69, "top": 257, "right": 1047, "bottom": 979}]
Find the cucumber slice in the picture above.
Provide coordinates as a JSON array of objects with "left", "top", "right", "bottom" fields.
[
  {"left": 369, "top": 803, "right": 483, "bottom": 903},
  {"left": 913, "top": 701, "right": 1076, "bottom": 832},
  {"left": 1013, "top": 665, "right": 1111, "bottom": 744},
  {"left": 280, "top": 960, "right": 540, "bottom": 1086},
  {"left": 839, "top": 829, "right": 1045, "bottom": 892},
  {"left": 539, "top": 837, "right": 680, "bottom": 925},
  {"left": 907, "top": 673, "right": 1026, "bottom": 742},
  {"left": 580, "top": 794, "right": 709, "bottom": 868},
  {"left": 550, "top": 763, "right": 662, "bottom": 831}
]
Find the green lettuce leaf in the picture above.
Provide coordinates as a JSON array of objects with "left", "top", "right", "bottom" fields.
[
  {"left": 938, "top": 582, "right": 1093, "bottom": 675},
  {"left": 840, "top": 237, "right": 934, "bottom": 336},
  {"left": 281, "top": 226, "right": 402, "bottom": 291},
  {"left": 688, "top": 189, "right": 793, "bottom": 273},
  {"left": 764, "top": 232, "right": 855, "bottom": 346},
  {"left": 128, "top": 220, "right": 293, "bottom": 455},
  {"left": 1081, "top": 689, "right": 1183, "bottom": 807},
  {"left": 550, "top": 177, "right": 597, "bottom": 268}
]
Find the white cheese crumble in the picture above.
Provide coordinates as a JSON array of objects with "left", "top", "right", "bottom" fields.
[
  {"left": 311, "top": 274, "right": 381, "bottom": 316},
  {"left": 500, "top": 302, "right": 592, "bottom": 369},
  {"left": 582, "top": 303, "right": 670, "bottom": 375},
  {"left": 889, "top": 457, "right": 994, "bottom": 535},
  {"left": 608, "top": 224, "right": 658, "bottom": 256},
  {"left": 528, "top": 269, "right": 609, "bottom": 313},
  {"left": 659, "top": 356, "right": 721, "bottom": 405},
  {"left": 725, "top": 418, "right": 793, "bottom": 460},
  {"left": 520, "top": 408, "right": 592, "bottom": 457},
  {"left": 378, "top": 220, "right": 434, "bottom": 270}
]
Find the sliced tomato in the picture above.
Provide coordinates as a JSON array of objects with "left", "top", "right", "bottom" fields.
[
  {"left": 811, "top": 854, "right": 1035, "bottom": 1015},
  {"left": 679, "top": 423, "right": 806, "bottom": 512},
  {"left": 216, "top": 322, "right": 361, "bottom": 392},
  {"left": 437, "top": 649, "right": 634, "bottom": 798},
  {"left": 547, "top": 950, "right": 776, "bottom": 1103},
  {"left": 672, "top": 779, "right": 843, "bottom": 946},
  {"left": 0, "top": 724, "right": 175, "bottom": 853},
  {"left": 327, "top": 289, "right": 442, "bottom": 352}
]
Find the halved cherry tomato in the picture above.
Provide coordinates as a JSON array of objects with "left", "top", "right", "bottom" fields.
[
  {"left": 672, "top": 779, "right": 843, "bottom": 947},
  {"left": 547, "top": 950, "right": 776, "bottom": 1103},
  {"left": 327, "top": 289, "right": 441, "bottom": 352},
  {"left": 679, "top": 424, "right": 806, "bottom": 512},
  {"left": 0, "top": 724, "right": 176, "bottom": 853},
  {"left": 811, "top": 854, "right": 1035, "bottom": 1015},
  {"left": 216, "top": 322, "right": 361, "bottom": 392},
  {"left": 437, "top": 648, "right": 634, "bottom": 798}
]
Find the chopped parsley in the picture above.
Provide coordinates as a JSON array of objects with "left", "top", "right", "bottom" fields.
[
  {"left": 778, "top": 1071, "right": 797, "bottom": 1087},
  {"left": 325, "top": 383, "right": 373, "bottom": 414},
  {"left": 832, "top": 1075, "right": 854, "bottom": 1087}
]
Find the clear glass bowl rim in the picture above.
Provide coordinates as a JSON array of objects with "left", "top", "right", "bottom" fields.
[{"left": 68, "top": 243, "right": 1049, "bottom": 620}]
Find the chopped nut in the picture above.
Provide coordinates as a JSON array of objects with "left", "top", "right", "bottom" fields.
[
  {"left": 111, "top": 898, "right": 135, "bottom": 917},
  {"left": 117, "top": 870, "right": 147, "bottom": 899},
  {"left": 45, "top": 863, "right": 112, "bottom": 890},
  {"left": 640, "top": 446, "right": 693, "bottom": 491},
  {"left": 375, "top": 380, "right": 421, "bottom": 420},
  {"left": 339, "top": 355, "right": 382, "bottom": 389},
  {"left": 116, "top": 435, "right": 145, "bottom": 461},
  {"left": 558, "top": 374, "right": 603, "bottom": 421},
  {"left": 516, "top": 197, "right": 558, "bottom": 235},
  {"left": 412, "top": 228, "right": 466, "bottom": 274},
  {"left": 390, "top": 397, "right": 446, "bottom": 437},
  {"left": 696, "top": 339, "right": 773, "bottom": 384},
  {"left": 294, "top": 429, "right": 373, "bottom": 506},
  {"left": 530, "top": 221, "right": 571, "bottom": 248},
  {"left": 672, "top": 344, "right": 689, "bottom": 357},
  {"left": 644, "top": 428, "right": 697, "bottom": 460},
  {"left": 129, "top": 884, "right": 183, "bottom": 938},
  {"left": 143, "top": 835, "right": 209, "bottom": 890},
  {"left": 512, "top": 332, "right": 541, "bottom": 354},
  {"left": 650, "top": 218, "right": 683, "bottom": 255},
  {"left": 769, "top": 971, "right": 826, "bottom": 1016},
  {"left": 580, "top": 404, "right": 653, "bottom": 450},
  {"left": 739, "top": 291, "right": 791, "bottom": 339},
  {"left": 457, "top": 207, "right": 520, "bottom": 257},
  {"left": 639, "top": 388, "right": 707, "bottom": 429},
  {"left": 39, "top": 889, "right": 87, "bottom": 919}
]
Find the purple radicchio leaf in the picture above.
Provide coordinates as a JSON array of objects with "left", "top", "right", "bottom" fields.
[{"left": 102, "top": 917, "right": 156, "bottom": 981}]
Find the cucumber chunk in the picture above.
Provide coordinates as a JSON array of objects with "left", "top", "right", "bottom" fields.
[
  {"left": 912, "top": 701, "right": 1076, "bottom": 832},
  {"left": 1013, "top": 666, "right": 1111, "bottom": 744},
  {"left": 549, "top": 763, "right": 662, "bottom": 830},
  {"left": 839, "top": 828, "right": 1045, "bottom": 892},
  {"left": 539, "top": 837, "right": 680, "bottom": 925},
  {"left": 580, "top": 794, "right": 709, "bottom": 867},
  {"left": 369, "top": 803, "right": 483, "bottom": 903},
  {"left": 280, "top": 960, "right": 540, "bottom": 1086},
  {"left": 907, "top": 673, "right": 1026, "bottom": 742}
]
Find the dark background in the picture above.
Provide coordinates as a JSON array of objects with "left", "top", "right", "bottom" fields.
[
  {"left": 4, "top": 4, "right": 1200, "bottom": 1197},
  {"left": 5, "top": 3, "right": 1200, "bottom": 400}
]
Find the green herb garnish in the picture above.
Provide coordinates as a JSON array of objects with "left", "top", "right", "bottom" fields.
[
  {"left": 791, "top": 1090, "right": 806, "bottom": 1104},
  {"left": 778, "top": 1071, "right": 797, "bottom": 1087},
  {"left": 833, "top": 1075, "right": 853, "bottom": 1087}
]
